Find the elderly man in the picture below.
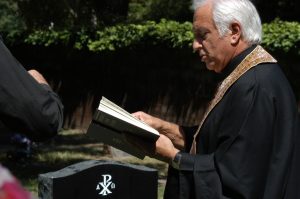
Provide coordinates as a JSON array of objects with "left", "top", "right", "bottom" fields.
[{"left": 133, "top": 0, "right": 300, "bottom": 198}]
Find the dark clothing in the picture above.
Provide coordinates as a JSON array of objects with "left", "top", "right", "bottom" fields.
[
  {"left": 164, "top": 46, "right": 300, "bottom": 198},
  {"left": 0, "top": 39, "right": 64, "bottom": 142}
]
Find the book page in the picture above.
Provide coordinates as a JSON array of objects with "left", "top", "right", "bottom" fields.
[
  {"left": 100, "top": 97, "right": 151, "bottom": 127},
  {"left": 98, "top": 97, "right": 159, "bottom": 136}
]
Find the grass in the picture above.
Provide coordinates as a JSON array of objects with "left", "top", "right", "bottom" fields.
[{"left": 0, "top": 129, "right": 168, "bottom": 198}]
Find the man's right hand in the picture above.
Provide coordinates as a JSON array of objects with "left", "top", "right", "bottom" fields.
[
  {"left": 132, "top": 111, "right": 164, "bottom": 130},
  {"left": 28, "top": 69, "right": 49, "bottom": 85},
  {"left": 132, "top": 111, "right": 186, "bottom": 150}
]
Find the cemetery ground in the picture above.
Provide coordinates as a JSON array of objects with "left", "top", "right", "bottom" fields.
[{"left": 0, "top": 129, "right": 168, "bottom": 199}]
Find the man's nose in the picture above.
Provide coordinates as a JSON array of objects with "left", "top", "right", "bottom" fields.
[{"left": 193, "top": 40, "right": 202, "bottom": 52}]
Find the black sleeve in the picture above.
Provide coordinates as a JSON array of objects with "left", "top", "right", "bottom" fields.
[{"left": 0, "top": 40, "right": 64, "bottom": 142}]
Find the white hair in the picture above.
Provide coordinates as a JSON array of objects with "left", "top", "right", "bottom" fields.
[{"left": 192, "top": 0, "right": 262, "bottom": 45}]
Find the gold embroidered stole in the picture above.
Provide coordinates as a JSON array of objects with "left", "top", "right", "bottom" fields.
[{"left": 190, "top": 45, "right": 277, "bottom": 154}]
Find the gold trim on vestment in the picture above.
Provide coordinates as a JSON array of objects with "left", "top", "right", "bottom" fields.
[{"left": 190, "top": 45, "right": 277, "bottom": 154}]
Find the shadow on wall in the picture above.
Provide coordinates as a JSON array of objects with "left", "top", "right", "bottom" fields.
[
  {"left": 52, "top": 46, "right": 218, "bottom": 129},
  {"left": 11, "top": 44, "right": 300, "bottom": 129}
]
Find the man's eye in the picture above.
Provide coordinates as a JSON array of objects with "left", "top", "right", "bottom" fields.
[
  {"left": 195, "top": 32, "right": 207, "bottom": 40},
  {"left": 201, "top": 34, "right": 207, "bottom": 40}
]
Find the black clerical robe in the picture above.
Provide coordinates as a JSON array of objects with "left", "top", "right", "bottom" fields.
[
  {"left": 164, "top": 46, "right": 300, "bottom": 199},
  {"left": 0, "top": 38, "right": 64, "bottom": 141}
]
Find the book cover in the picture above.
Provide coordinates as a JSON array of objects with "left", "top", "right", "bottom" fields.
[{"left": 86, "top": 97, "right": 160, "bottom": 159}]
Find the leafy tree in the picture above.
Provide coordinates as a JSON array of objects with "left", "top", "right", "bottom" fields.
[
  {"left": 146, "top": 0, "right": 193, "bottom": 22},
  {"left": 16, "top": 0, "right": 69, "bottom": 30},
  {"left": 16, "top": 0, "right": 129, "bottom": 31},
  {"left": 92, "top": 0, "right": 129, "bottom": 26},
  {"left": 128, "top": 0, "right": 300, "bottom": 23},
  {"left": 127, "top": 0, "right": 151, "bottom": 22},
  {"left": 0, "top": 0, "right": 25, "bottom": 38},
  {"left": 7, "top": 0, "right": 300, "bottom": 34},
  {"left": 128, "top": 0, "right": 193, "bottom": 22},
  {"left": 252, "top": 0, "right": 300, "bottom": 22}
]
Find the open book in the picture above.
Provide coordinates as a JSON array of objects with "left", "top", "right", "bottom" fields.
[{"left": 86, "top": 97, "right": 160, "bottom": 159}]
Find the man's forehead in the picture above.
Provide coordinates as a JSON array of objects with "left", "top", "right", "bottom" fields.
[
  {"left": 193, "top": 3, "right": 212, "bottom": 21},
  {"left": 193, "top": 4, "right": 214, "bottom": 30},
  {"left": 193, "top": 14, "right": 212, "bottom": 31}
]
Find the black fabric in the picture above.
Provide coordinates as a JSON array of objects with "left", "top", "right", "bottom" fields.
[
  {"left": 284, "top": 114, "right": 300, "bottom": 199},
  {"left": 0, "top": 39, "right": 64, "bottom": 141},
  {"left": 164, "top": 47, "right": 300, "bottom": 199},
  {"left": 181, "top": 125, "right": 198, "bottom": 152}
]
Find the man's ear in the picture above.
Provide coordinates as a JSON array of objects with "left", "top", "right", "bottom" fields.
[{"left": 230, "top": 22, "right": 242, "bottom": 45}]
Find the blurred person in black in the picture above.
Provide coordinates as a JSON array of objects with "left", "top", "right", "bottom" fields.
[
  {"left": 0, "top": 36, "right": 63, "bottom": 198},
  {"left": 0, "top": 38, "right": 63, "bottom": 141}
]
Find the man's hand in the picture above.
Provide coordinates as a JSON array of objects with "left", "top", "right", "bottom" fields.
[
  {"left": 125, "top": 133, "right": 179, "bottom": 164},
  {"left": 132, "top": 111, "right": 164, "bottom": 130},
  {"left": 154, "top": 134, "right": 179, "bottom": 163},
  {"left": 28, "top": 69, "right": 49, "bottom": 85},
  {"left": 132, "top": 111, "right": 186, "bottom": 150}
]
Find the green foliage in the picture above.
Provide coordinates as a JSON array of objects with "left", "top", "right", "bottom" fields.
[
  {"left": 127, "top": 1, "right": 151, "bottom": 22},
  {"left": 6, "top": 19, "right": 300, "bottom": 55},
  {"left": 16, "top": 0, "right": 129, "bottom": 31},
  {"left": 262, "top": 19, "right": 300, "bottom": 53},
  {"left": 25, "top": 29, "right": 71, "bottom": 46},
  {"left": 88, "top": 23, "right": 148, "bottom": 51},
  {"left": 88, "top": 19, "right": 193, "bottom": 51},
  {"left": 145, "top": 0, "right": 193, "bottom": 22},
  {"left": 127, "top": 0, "right": 193, "bottom": 23},
  {"left": 146, "top": 20, "right": 193, "bottom": 48},
  {"left": 73, "top": 29, "right": 91, "bottom": 50},
  {"left": 0, "top": 0, "right": 25, "bottom": 39}
]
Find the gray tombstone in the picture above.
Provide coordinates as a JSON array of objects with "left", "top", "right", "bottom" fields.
[{"left": 38, "top": 160, "right": 158, "bottom": 199}]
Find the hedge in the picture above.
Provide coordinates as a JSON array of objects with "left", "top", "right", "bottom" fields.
[{"left": 7, "top": 18, "right": 299, "bottom": 54}]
